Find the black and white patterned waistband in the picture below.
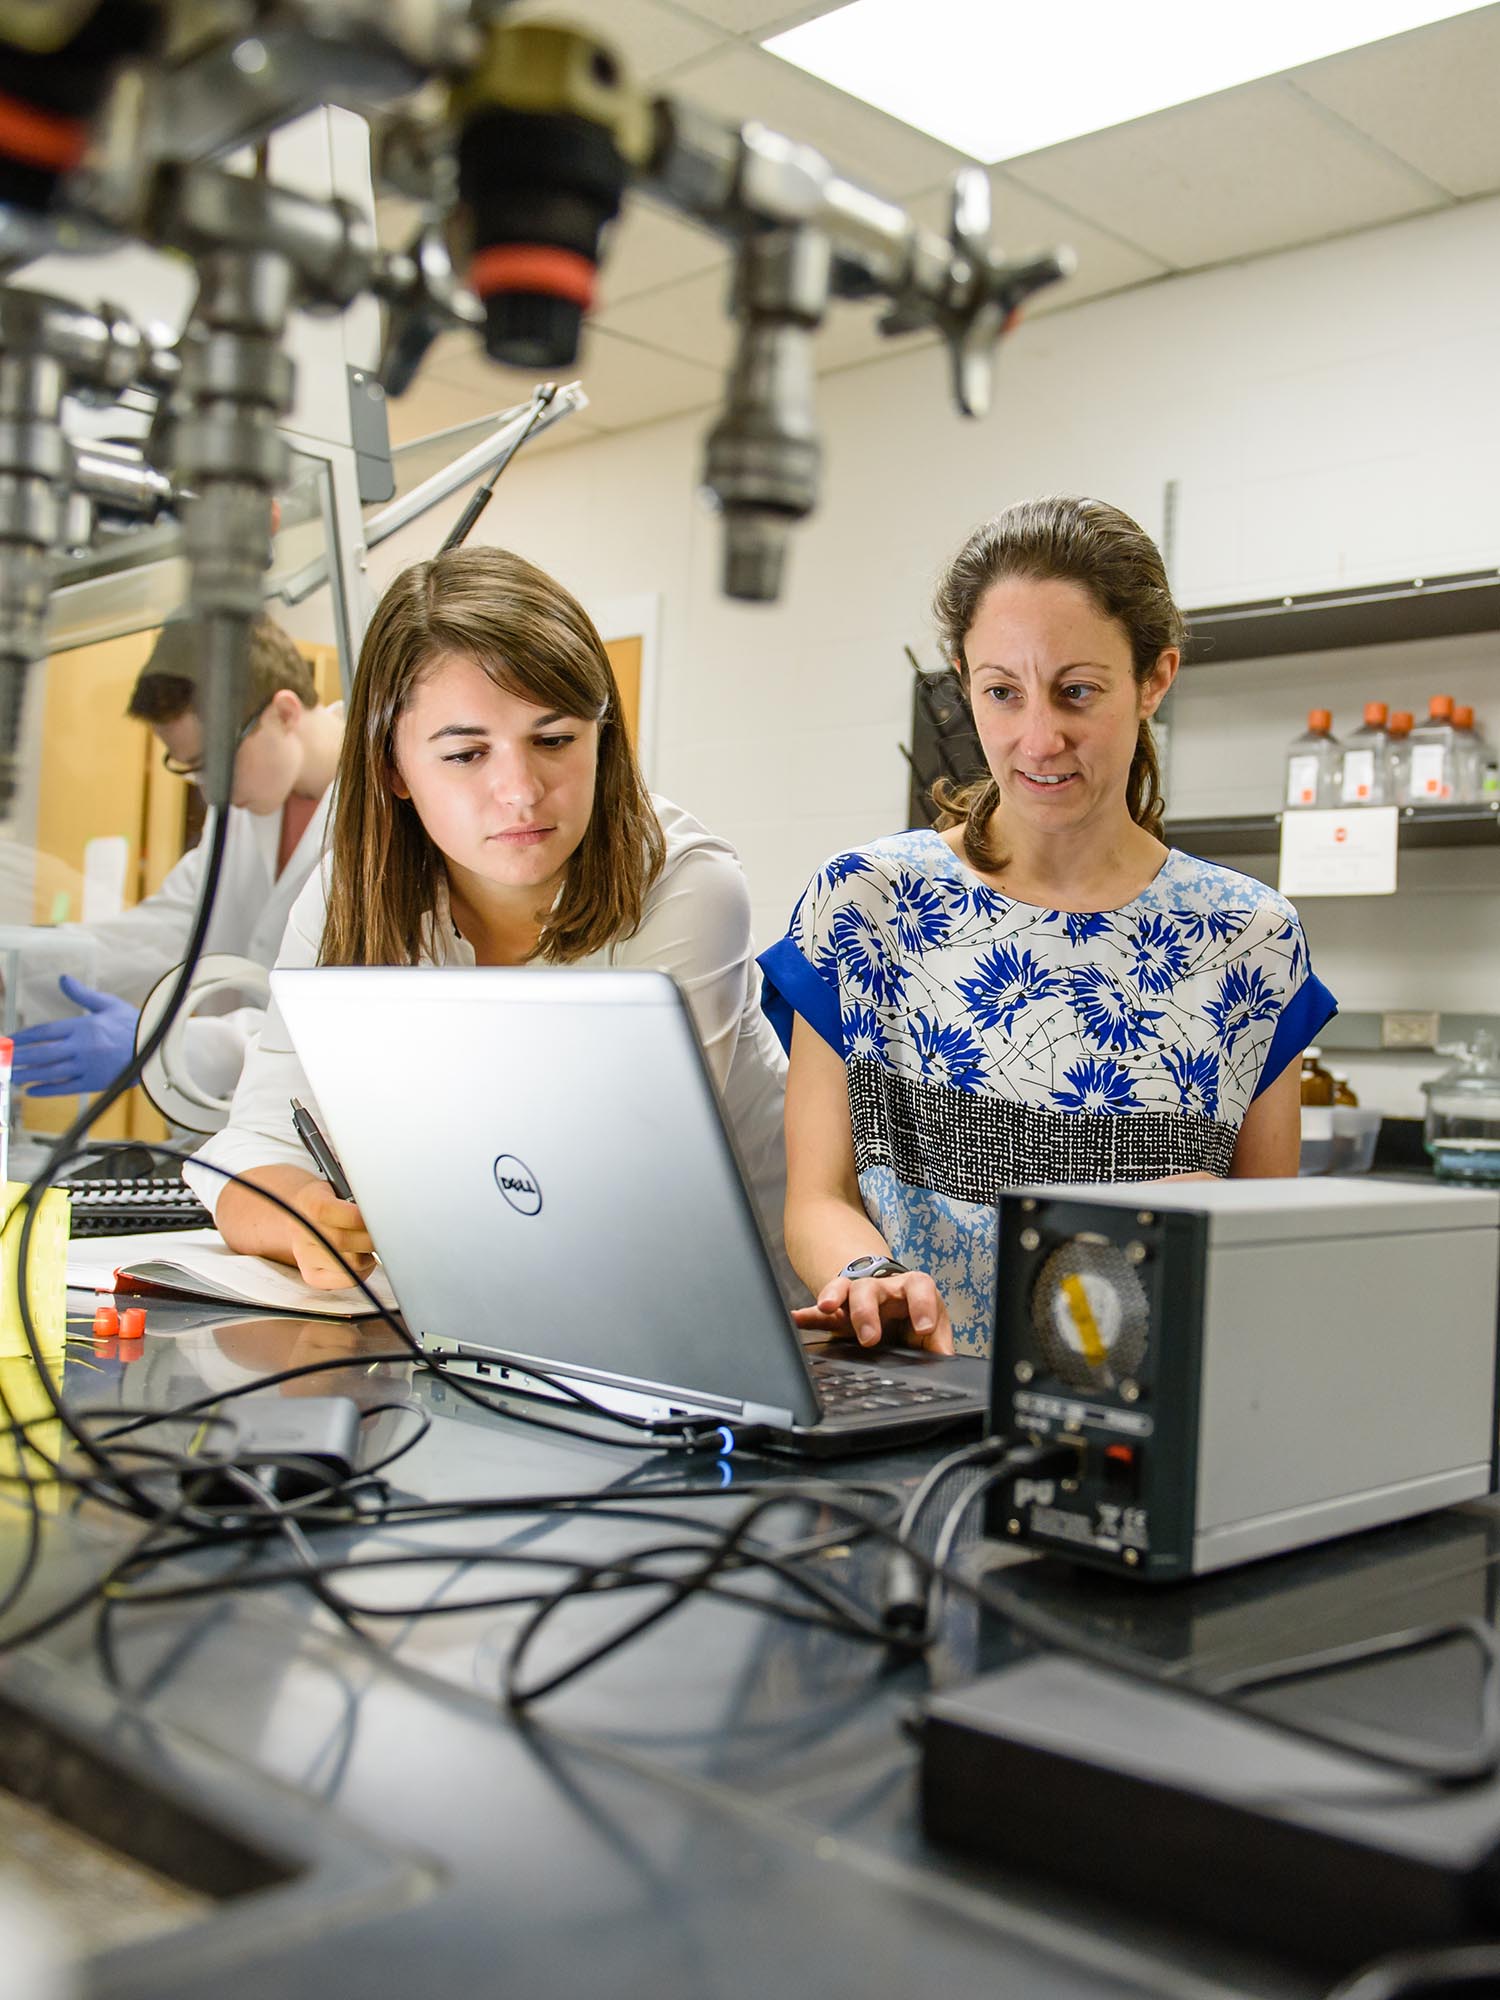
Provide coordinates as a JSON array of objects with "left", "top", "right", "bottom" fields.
[{"left": 847, "top": 1058, "right": 1236, "bottom": 1202}]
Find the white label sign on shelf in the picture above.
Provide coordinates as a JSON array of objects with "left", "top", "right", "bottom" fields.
[{"left": 1278, "top": 806, "right": 1398, "bottom": 898}]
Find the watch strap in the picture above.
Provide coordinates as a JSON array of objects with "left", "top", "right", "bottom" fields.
[{"left": 838, "top": 1254, "right": 910, "bottom": 1282}]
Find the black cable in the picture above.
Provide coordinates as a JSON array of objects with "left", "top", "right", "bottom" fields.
[
  {"left": 896, "top": 1433, "right": 1015, "bottom": 1544},
  {"left": 22, "top": 1281, "right": 1500, "bottom": 1804},
  {"left": 13, "top": 1129, "right": 1500, "bottom": 1796},
  {"left": 931, "top": 1442, "right": 1074, "bottom": 1587},
  {"left": 880, "top": 1433, "right": 1014, "bottom": 1636},
  {"left": 0, "top": 800, "right": 234, "bottom": 1641},
  {"left": 7, "top": 804, "right": 233, "bottom": 1527},
  {"left": 63, "top": 1141, "right": 740, "bottom": 1460},
  {"left": 6, "top": 935, "right": 1495, "bottom": 1800},
  {"left": 972, "top": 1565, "right": 1500, "bottom": 1790},
  {"left": 438, "top": 384, "right": 557, "bottom": 554},
  {"left": 502, "top": 1482, "right": 917, "bottom": 1710},
  {"left": 157, "top": 1148, "right": 746, "bottom": 1452},
  {"left": 882, "top": 1439, "right": 1073, "bottom": 1642}
]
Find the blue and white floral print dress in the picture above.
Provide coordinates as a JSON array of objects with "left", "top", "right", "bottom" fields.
[{"left": 758, "top": 831, "right": 1336, "bottom": 1353}]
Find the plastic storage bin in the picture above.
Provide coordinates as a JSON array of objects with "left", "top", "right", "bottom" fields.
[{"left": 1330, "top": 1106, "right": 1381, "bottom": 1175}]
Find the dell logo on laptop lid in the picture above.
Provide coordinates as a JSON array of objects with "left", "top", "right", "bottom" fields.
[{"left": 493, "top": 1154, "right": 543, "bottom": 1215}]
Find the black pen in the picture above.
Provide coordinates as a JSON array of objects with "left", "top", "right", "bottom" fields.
[{"left": 291, "top": 1097, "right": 355, "bottom": 1202}]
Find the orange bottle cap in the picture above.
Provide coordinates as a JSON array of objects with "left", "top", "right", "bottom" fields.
[
  {"left": 1309, "top": 708, "right": 1332, "bottom": 731},
  {"left": 120, "top": 1306, "right": 147, "bottom": 1339},
  {"left": 1430, "top": 694, "right": 1454, "bottom": 719},
  {"left": 1389, "top": 711, "right": 1413, "bottom": 734},
  {"left": 1363, "top": 702, "right": 1388, "bottom": 726},
  {"left": 1455, "top": 705, "right": 1474, "bottom": 729}
]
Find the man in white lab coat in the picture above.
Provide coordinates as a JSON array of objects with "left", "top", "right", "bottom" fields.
[{"left": 11, "top": 615, "right": 344, "bottom": 1099}]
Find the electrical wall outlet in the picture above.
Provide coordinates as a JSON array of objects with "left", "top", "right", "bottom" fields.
[{"left": 1381, "top": 1010, "right": 1440, "bottom": 1049}]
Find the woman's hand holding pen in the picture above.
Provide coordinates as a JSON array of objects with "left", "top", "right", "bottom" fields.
[{"left": 287, "top": 1177, "right": 376, "bottom": 1290}]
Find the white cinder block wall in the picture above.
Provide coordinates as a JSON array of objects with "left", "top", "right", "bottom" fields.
[{"left": 356, "top": 194, "right": 1500, "bottom": 1120}]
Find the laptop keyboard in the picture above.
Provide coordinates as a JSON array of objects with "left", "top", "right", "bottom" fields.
[{"left": 808, "top": 1352, "right": 972, "bottom": 1415}]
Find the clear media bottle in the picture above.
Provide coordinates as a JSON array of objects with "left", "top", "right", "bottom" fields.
[
  {"left": 1408, "top": 695, "right": 1457, "bottom": 805},
  {"left": 1386, "top": 711, "right": 1414, "bottom": 804},
  {"left": 1285, "top": 709, "right": 1342, "bottom": 809},
  {"left": 1452, "top": 705, "right": 1487, "bottom": 804},
  {"left": 1339, "top": 701, "right": 1391, "bottom": 805}
]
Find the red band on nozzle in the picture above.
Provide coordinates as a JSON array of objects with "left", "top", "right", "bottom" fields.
[
  {"left": 0, "top": 90, "right": 87, "bottom": 172},
  {"left": 469, "top": 245, "right": 597, "bottom": 309}
]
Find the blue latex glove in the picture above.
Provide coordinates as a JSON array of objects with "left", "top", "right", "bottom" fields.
[{"left": 11, "top": 976, "right": 140, "bottom": 1096}]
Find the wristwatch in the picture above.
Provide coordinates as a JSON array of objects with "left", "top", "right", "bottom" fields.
[{"left": 838, "top": 1254, "right": 911, "bottom": 1281}]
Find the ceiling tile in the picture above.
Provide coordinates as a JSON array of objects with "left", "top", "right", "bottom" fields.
[
  {"left": 599, "top": 259, "right": 948, "bottom": 381},
  {"left": 815, "top": 300, "right": 939, "bottom": 376},
  {"left": 667, "top": 1, "right": 836, "bottom": 33},
  {"left": 597, "top": 196, "right": 728, "bottom": 307},
  {"left": 565, "top": 327, "right": 724, "bottom": 430},
  {"left": 596, "top": 265, "right": 736, "bottom": 369},
  {"left": 506, "top": 0, "right": 724, "bottom": 81},
  {"left": 601, "top": 172, "right": 1171, "bottom": 384},
  {"left": 385, "top": 371, "right": 516, "bottom": 446},
  {"left": 665, "top": 42, "right": 971, "bottom": 198},
  {"left": 393, "top": 343, "right": 600, "bottom": 440},
  {"left": 417, "top": 330, "right": 541, "bottom": 399},
  {"left": 374, "top": 193, "right": 423, "bottom": 249},
  {"left": 1287, "top": 8, "right": 1500, "bottom": 200},
  {"left": 1004, "top": 78, "right": 1449, "bottom": 271}
]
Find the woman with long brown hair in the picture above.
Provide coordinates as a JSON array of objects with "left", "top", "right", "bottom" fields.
[
  {"left": 759, "top": 496, "right": 1335, "bottom": 1356},
  {"left": 189, "top": 546, "right": 791, "bottom": 1293}
]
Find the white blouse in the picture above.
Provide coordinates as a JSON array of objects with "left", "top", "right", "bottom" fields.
[{"left": 186, "top": 797, "right": 798, "bottom": 1300}]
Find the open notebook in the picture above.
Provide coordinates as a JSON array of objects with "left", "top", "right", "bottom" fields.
[{"left": 65, "top": 1228, "right": 399, "bottom": 1321}]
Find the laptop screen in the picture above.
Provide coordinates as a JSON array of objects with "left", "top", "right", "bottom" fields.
[{"left": 271, "top": 966, "right": 821, "bottom": 1426}]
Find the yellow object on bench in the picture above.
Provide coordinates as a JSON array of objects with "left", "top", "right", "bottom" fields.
[{"left": 0, "top": 1183, "right": 71, "bottom": 1362}]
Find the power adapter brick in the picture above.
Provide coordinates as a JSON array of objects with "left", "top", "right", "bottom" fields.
[
  {"left": 182, "top": 1396, "right": 362, "bottom": 1508},
  {"left": 917, "top": 1655, "right": 1500, "bottom": 1973}
]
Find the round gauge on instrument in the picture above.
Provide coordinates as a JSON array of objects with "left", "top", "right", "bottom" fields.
[{"left": 1029, "top": 1237, "right": 1149, "bottom": 1392}]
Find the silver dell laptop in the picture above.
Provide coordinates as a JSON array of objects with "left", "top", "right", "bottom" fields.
[{"left": 271, "top": 967, "right": 987, "bottom": 1456}]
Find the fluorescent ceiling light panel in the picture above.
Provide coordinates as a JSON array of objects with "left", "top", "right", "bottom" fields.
[{"left": 764, "top": 1, "right": 1495, "bottom": 163}]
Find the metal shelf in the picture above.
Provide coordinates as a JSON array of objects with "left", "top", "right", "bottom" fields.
[
  {"left": 1182, "top": 568, "right": 1500, "bottom": 665},
  {"left": 1166, "top": 803, "right": 1500, "bottom": 856}
]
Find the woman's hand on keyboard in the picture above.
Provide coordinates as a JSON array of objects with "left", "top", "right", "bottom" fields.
[
  {"left": 793, "top": 1269, "right": 955, "bottom": 1354},
  {"left": 287, "top": 1180, "right": 377, "bottom": 1290}
]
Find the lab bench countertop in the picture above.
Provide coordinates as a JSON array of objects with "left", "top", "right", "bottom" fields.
[{"left": 4, "top": 1299, "right": 1500, "bottom": 2000}]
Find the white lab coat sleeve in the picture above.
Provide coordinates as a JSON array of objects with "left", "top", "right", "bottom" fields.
[
  {"left": 181, "top": 1007, "right": 265, "bottom": 1102},
  {"left": 183, "top": 871, "right": 327, "bottom": 1222},
  {"left": 14, "top": 840, "right": 206, "bottom": 1023},
  {"left": 612, "top": 843, "right": 755, "bottom": 1096}
]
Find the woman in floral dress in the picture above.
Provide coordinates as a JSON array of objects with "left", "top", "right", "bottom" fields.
[{"left": 759, "top": 496, "right": 1335, "bottom": 1356}]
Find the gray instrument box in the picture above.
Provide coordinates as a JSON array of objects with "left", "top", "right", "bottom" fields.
[{"left": 991, "top": 1178, "right": 1500, "bottom": 1579}]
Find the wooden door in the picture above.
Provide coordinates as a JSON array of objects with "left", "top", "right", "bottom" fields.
[
  {"left": 28, "top": 631, "right": 189, "bottom": 1143},
  {"left": 25, "top": 630, "right": 338, "bottom": 1145},
  {"left": 603, "top": 636, "right": 642, "bottom": 752}
]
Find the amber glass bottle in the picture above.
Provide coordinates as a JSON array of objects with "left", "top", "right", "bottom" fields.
[{"left": 1300, "top": 1048, "right": 1335, "bottom": 1107}]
